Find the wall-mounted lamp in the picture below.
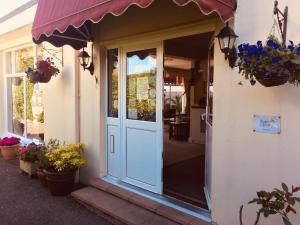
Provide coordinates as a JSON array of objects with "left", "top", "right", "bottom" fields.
[
  {"left": 216, "top": 23, "right": 238, "bottom": 68},
  {"left": 78, "top": 45, "right": 94, "bottom": 75}
]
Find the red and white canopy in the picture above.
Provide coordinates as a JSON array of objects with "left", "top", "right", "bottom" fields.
[{"left": 32, "top": 0, "right": 237, "bottom": 49}]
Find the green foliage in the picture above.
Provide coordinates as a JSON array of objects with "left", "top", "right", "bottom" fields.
[
  {"left": 13, "top": 78, "right": 34, "bottom": 120},
  {"left": 37, "top": 111, "right": 44, "bottom": 123},
  {"left": 46, "top": 143, "right": 86, "bottom": 172},
  {"left": 167, "top": 95, "right": 182, "bottom": 113},
  {"left": 37, "top": 139, "right": 61, "bottom": 168},
  {"left": 19, "top": 143, "right": 43, "bottom": 163},
  {"left": 239, "top": 183, "right": 300, "bottom": 225}
]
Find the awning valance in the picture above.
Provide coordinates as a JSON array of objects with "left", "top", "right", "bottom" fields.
[{"left": 32, "top": 0, "right": 237, "bottom": 50}]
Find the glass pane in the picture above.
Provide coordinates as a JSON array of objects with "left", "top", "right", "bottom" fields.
[
  {"left": 16, "top": 47, "right": 34, "bottom": 73},
  {"left": 126, "top": 49, "right": 156, "bottom": 122},
  {"left": 107, "top": 49, "right": 119, "bottom": 118},
  {"left": 207, "top": 45, "right": 214, "bottom": 125},
  {"left": 8, "top": 77, "right": 25, "bottom": 136},
  {"left": 37, "top": 45, "right": 43, "bottom": 61},
  {"left": 26, "top": 79, "right": 44, "bottom": 141}
]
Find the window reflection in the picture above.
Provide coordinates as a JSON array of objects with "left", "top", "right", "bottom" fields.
[
  {"left": 126, "top": 49, "right": 156, "bottom": 122},
  {"left": 16, "top": 47, "right": 34, "bottom": 73},
  {"left": 107, "top": 49, "right": 119, "bottom": 118},
  {"left": 10, "top": 77, "right": 25, "bottom": 136},
  {"left": 27, "top": 81, "right": 44, "bottom": 141}
]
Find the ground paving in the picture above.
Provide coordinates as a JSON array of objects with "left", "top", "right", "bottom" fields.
[{"left": 0, "top": 157, "right": 113, "bottom": 225}]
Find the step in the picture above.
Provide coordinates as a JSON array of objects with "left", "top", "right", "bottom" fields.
[
  {"left": 72, "top": 178, "right": 211, "bottom": 225},
  {"left": 72, "top": 187, "right": 179, "bottom": 225}
]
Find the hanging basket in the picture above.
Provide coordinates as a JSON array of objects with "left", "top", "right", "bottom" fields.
[
  {"left": 26, "top": 70, "right": 54, "bottom": 84},
  {"left": 38, "top": 74, "right": 52, "bottom": 83},
  {"left": 25, "top": 58, "right": 60, "bottom": 84},
  {"left": 27, "top": 71, "right": 40, "bottom": 84},
  {"left": 254, "top": 72, "right": 289, "bottom": 87}
]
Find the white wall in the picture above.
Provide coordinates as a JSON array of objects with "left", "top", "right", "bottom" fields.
[
  {"left": 211, "top": 0, "right": 300, "bottom": 224},
  {"left": 43, "top": 44, "right": 79, "bottom": 144}
]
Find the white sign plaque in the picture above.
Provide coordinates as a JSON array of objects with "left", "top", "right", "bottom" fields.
[{"left": 253, "top": 115, "right": 281, "bottom": 134}]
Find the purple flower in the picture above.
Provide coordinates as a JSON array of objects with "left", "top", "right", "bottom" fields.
[
  {"left": 267, "top": 39, "right": 279, "bottom": 49},
  {"left": 272, "top": 56, "right": 281, "bottom": 63},
  {"left": 297, "top": 47, "right": 300, "bottom": 55}
]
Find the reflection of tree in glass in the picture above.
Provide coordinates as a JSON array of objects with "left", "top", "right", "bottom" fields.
[
  {"left": 111, "top": 69, "right": 118, "bottom": 116},
  {"left": 13, "top": 46, "right": 43, "bottom": 121},
  {"left": 13, "top": 78, "right": 34, "bottom": 120}
]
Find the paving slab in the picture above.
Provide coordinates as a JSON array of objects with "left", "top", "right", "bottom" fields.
[{"left": 0, "top": 158, "right": 113, "bottom": 225}]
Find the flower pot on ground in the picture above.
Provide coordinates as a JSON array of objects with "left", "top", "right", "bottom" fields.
[
  {"left": 0, "top": 137, "right": 20, "bottom": 160},
  {"left": 37, "top": 168, "right": 48, "bottom": 187},
  {"left": 18, "top": 143, "right": 42, "bottom": 176},
  {"left": 19, "top": 159, "right": 38, "bottom": 176},
  {"left": 45, "top": 143, "right": 86, "bottom": 196},
  {"left": 44, "top": 169, "right": 76, "bottom": 196},
  {"left": 36, "top": 139, "right": 60, "bottom": 187},
  {"left": 237, "top": 36, "right": 300, "bottom": 87}
]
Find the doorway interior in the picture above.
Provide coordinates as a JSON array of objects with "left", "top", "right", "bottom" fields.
[{"left": 162, "top": 32, "right": 214, "bottom": 209}]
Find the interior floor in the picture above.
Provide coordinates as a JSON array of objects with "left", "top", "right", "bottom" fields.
[
  {"left": 163, "top": 32, "right": 213, "bottom": 209},
  {"left": 163, "top": 125, "right": 206, "bottom": 208}
]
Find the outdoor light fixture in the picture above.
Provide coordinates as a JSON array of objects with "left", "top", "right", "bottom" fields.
[
  {"left": 216, "top": 23, "right": 238, "bottom": 68},
  {"left": 78, "top": 46, "right": 94, "bottom": 75}
]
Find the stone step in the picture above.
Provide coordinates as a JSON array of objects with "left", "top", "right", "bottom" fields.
[
  {"left": 72, "top": 186, "right": 179, "bottom": 225},
  {"left": 73, "top": 178, "right": 211, "bottom": 225}
]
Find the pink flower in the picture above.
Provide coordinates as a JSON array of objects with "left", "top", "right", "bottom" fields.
[
  {"left": 0, "top": 137, "right": 20, "bottom": 146},
  {"left": 18, "top": 147, "right": 27, "bottom": 154}
]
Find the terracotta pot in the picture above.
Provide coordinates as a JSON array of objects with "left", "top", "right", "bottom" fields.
[
  {"left": 19, "top": 159, "right": 38, "bottom": 176},
  {"left": 0, "top": 145, "right": 19, "bottom": 160},
  {"left": 44, "top": 169, "right": 76, "bottom": 196},
  {"left": 37, "top": 168, "right": 48, "bottom": 187}
]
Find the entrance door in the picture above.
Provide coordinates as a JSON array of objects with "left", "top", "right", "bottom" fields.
[
  {"left": 107, "top": 43, "right": 163, "bottom": 194},
  {"left": 204, "top": 44, "right": 214, "bottom": 206}
]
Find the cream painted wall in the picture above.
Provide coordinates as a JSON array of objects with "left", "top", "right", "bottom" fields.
[
  {"left": 43, "top": 43, "right": 78, "bottom": 144},
  {"left": 77, "top": 43, "right": 102, "bottom": 183},
  {"left": 0, "top": 0, "right": 299, "bottom": 224},
  {"left": 211, "top": 0, "right": 300, "bottom": 224}
]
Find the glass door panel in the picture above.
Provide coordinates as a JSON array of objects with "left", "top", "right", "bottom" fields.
[{"left": 126, "top": 49, "right": 157, "bottom": 122}]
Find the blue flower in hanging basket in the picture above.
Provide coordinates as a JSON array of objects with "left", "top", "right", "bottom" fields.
[{"left": 237, "top": 36, "right": 300, "bottom": 87}]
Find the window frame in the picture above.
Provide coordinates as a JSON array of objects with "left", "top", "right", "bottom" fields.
[{"left": 3, "top": 43, "right": 42, "bottom": 142}]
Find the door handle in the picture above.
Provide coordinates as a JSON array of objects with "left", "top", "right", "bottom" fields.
[
  {"left": 110, "top": 135, "right": 115, "bottom": 153},
  {"left": 201, "top": 113, "right": 206, "bottom": 121}
]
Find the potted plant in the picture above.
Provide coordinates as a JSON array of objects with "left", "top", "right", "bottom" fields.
[
  {"left": 18, "top": 143, "right": 40, "bottom": 176},
  {"left": 25, "top": 57, "right": 60, "bottom": 84},
  {"left": 239, "top": 183, "right": 300, "bottom": 225},
  {"left": 36, "top": 139, "right": 60, "bottom": 187},
  {"left": 237, "top": 37, "right": 300, "bottom": 87},
  {"left": 44, "top": 143, "right": 86, "bottom": 196},
  {"left": 0, "top": 137, "right": 20, "bottom": 160}
]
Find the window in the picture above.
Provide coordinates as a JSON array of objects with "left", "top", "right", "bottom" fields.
[
  {"left": 107, "top": 49, "right": 119, "bottom": 118},
  {"left": 5, "top": 45, "right": 44, "bottom": 141},
  {"left": 126, "top": 49, "right": 157, "bottom": 122}
]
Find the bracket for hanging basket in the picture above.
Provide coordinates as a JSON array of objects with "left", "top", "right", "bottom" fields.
[{"left": 274, "top": 0, "right": 288, "bottom": 46}]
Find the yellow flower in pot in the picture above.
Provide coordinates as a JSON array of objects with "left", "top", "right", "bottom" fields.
[
  {"left": 44, "top": 143, "right": 86, "bottom": 196},
  {"left": 0, "top": 137, "right": 20, "bottom": 160}
]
